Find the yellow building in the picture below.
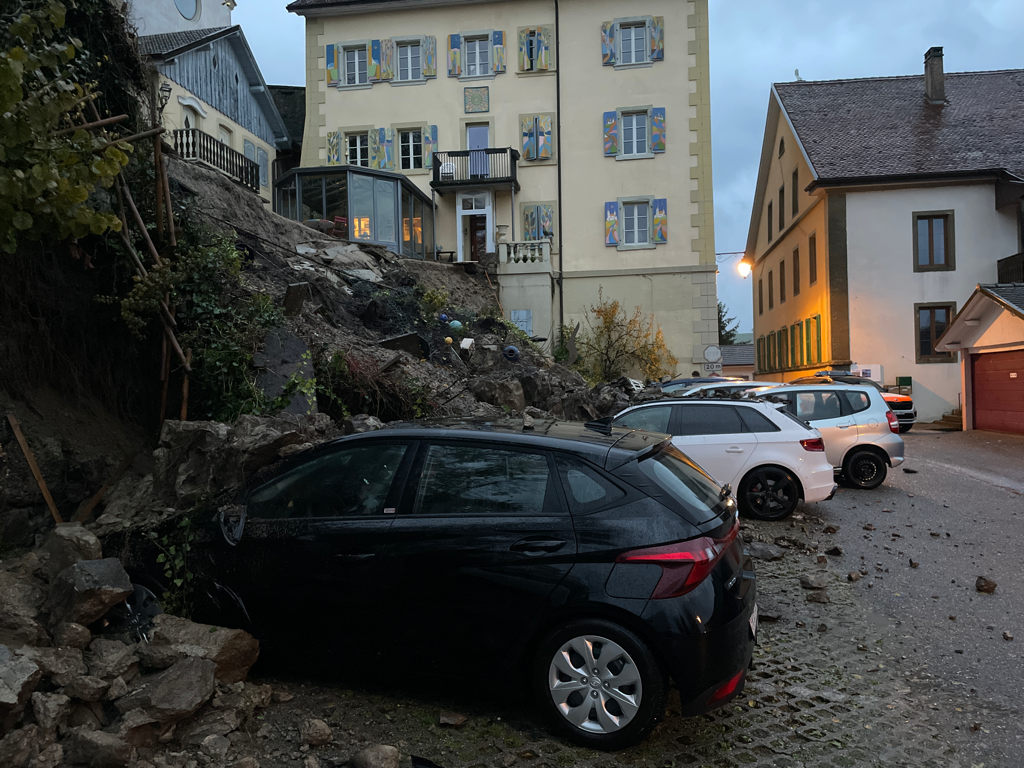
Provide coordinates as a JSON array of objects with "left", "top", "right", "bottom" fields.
[{"left": 283, "top": 0, "right": 717, "bottom": 366}]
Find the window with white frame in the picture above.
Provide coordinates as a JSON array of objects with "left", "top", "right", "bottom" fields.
[
  {"left": 619, "top": 24, "right": 647, "bottom": 65},
  {"left": 464, "top": 36, "right": 490, "bottom": 77},
  {"left": 400, "top": 130, "right": 422, "bottom": 170},
  {"left": 344, "top": 46, "right": 368, "bottom": 86},
  {"left": 347, "top": 133, "right": 369, "bottom": 166},
  {"left": 621, "top": 112, "right": 647, "bottom": 156},
  {"left": 623, "top": 201, "right": 649, "bottom": 245},
  {"left": 397, "top": 41, "right": 421, "bottom": 81}
]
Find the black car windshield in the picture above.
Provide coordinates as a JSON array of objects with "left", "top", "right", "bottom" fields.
[{"left": 638, "top": 443, "right": 723, "bottom": 523}]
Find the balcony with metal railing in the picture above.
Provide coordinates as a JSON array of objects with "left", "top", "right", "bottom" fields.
[
  {"left": 430, "top": 148, "right": 520, "bottom": 193},
  {"left": 997, "top": 252, "right": 1024, "bottom": 283},
  {"left": 173, "top": 128, "right": 261, "bottom": 193}
]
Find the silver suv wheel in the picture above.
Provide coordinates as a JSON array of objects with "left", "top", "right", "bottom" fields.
[{"left": 547, "top": 634, "right": 643, "bottom": 734}]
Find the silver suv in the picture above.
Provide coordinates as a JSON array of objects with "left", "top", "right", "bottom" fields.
[{"left": 753, "top": 384, "right": 904, "bottom": 489}]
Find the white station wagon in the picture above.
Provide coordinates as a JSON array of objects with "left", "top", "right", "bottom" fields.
[{"left": 611, "top": 398, "right": 836, "bottom": 520}]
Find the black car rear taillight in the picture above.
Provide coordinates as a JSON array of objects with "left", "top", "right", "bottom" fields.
[{"left": 614, "top": 520, "right": 739, "bottom": 599}]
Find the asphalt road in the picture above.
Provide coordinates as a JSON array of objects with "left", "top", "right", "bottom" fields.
[{"left": 817, "top": 427, "right": 1024, "bottom": 759}]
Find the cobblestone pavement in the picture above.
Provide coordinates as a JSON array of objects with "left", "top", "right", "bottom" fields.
[{"left": 247, "top": 440, "right": 1022, "bottom": 767}]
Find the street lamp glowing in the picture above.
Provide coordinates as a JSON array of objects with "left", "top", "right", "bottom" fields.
[{"left": 737, "top": 259, "right": 752, "bottom": 279}]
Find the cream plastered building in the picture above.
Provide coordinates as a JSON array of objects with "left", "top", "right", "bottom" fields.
[
  {"left": 286, "top": 0, "right": 717, "bottom": 367},
  {"left": 133, "top": 1, "right": 290, "bottom": 204},
  {"left": 746, "top": 49, "right": 1024, "bottom": 422}
]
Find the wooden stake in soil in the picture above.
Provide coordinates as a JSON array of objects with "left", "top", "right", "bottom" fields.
[
  {"left": 180, "top": 348, "right": 192, "bottom": 421},
  {"left": 6, "top": 415, "right": 63, "bottom": 525},
  {"left": 73, "top": 453, "right": 136, "bottom": 523}
]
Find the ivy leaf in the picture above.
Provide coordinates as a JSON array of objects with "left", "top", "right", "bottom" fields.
[{"left": 11, "top": 211, "right": 32, "bottom": 230}]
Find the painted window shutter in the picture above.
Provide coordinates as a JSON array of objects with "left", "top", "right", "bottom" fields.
[
  {"left": 492, "top": 30, "right": 506, "bottom": 73},
  {"left": 257, "top": 148, "right": 269, "bottom": 187},
  {"left": 383, "top": 128, "right": 394, "bottom": 169},
  {"left": 603, "top": 111, "right": 618, "bottom": 156},
  {"left": 523, "top": 206, "right": 538, "bottom": 240},
  {"left": 538, "top": 26, "right": 552, "bottom": 70},
  {"left": 649, "top": 16, "right": 664, "bottom": 61},
  {"left": 651, "top": 107, "right": 666, "bottom": 152},
  {"left": 447, "top": 34, "right": 461, "bottom": 77},
  {"left": 652, "top": 198, "right": 667, "bottom": 243},
  {"left": 326, "top": 44, "right": 339, "bottom": 86},
  {"left": 422, "top": 124, "right": 438, "bottom": 169},
  {"left": 536, "top": 114, "right": 552, "bottom": 159},
  {"left": 243, "top": 139, "right": 256, "bottom": 161},
  {"left": 370, "top": 40, "right": 382, "bottom": 81},
  {"left": 379, "top": 38, "right": 393, "bottom": 80},
  {"left": 601, "top": 22, "right": 616, "bottom": 66},
  {"left": 517, "top": 29, "right": 528, "bottom": 71},
  {"left": 369, "top": 128, "right": 382, "bottom": 168},
  {"left": 538, "top": 204, "right": 554, "bottom": 239},
  {"left": 422, "top": 35, "right": 437, "bottom": 78},
  {"left": 604, "top": 201, "right": 620, "bottom": 246},
  {"left": 511, "top": 310, "right": 533, "bottom": 337},
  {"left": 326, "top": 131, "right": 341, "bottom": 166},
  {"left": 521, "top": 115, "right": 537, "bottom": 160}
]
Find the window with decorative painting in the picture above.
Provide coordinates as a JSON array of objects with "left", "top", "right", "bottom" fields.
[
  {"left": 522, "top": 203, "right": 555, "bottom": 242},
  {"left": 520, "top": 114, "right": 553, "bottom": 161},
  {"left": 604, "top": 198, "right": 667, "bottom": 249},
  {"left": 601, "top": 16, "right": 664, "bottom": 67},
  {"left": 518, "top": 26, "right": 551, "bottom": 72},
  {"left": 602, "top": 107, "right": 665, "bottom": 158}
]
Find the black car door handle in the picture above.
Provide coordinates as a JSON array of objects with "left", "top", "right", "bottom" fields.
[{"left": 510, "top": 538, "right": 567, "bottom": 555}]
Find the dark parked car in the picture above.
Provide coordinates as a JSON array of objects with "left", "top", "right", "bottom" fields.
[{"left": 111, "top": 420, "right": 756, "bottom": 750}]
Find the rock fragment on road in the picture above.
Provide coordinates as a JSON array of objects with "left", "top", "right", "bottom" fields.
[
  {"left": 747, "top": 542, "right": 787, "bottom": 561},
  {"left": 975, "top": 577, "right": 997, "bottom": 594},
  {"left": 800, "top": 573, "right": 828, "bottom": 590}
]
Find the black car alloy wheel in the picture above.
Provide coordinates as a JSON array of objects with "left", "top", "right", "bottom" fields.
[
  {"left": 738, "top": 466, "right": 800, "bottom": 520},
  {"left": 534, "top": 618, "right": 666, "bottom": 751},
  {"left": 843, "top": 449, "right": 887, "bottom": 490}
]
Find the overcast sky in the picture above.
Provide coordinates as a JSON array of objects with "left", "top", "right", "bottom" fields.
[{"left": 235, "top": 0, "right": 1024, "bottom": 333}]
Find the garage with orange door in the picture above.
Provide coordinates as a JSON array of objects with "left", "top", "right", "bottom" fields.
[{"left": 937, "top": 284, "right": 1024, "bottom": 435}]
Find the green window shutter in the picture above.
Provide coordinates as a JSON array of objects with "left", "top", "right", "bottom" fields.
[
  {"left": 422, "top": 36, "right": 437, "bottom": 78},
  {"left": 603, "top": 111, "right": 618, "bottom": 156},
  {"left": 649, "top": 16, "right": 664, "bottom": 61},
  {"left": 326, "top": 44, "right": 339, "bottom": 86},
  {"left": 805, "top": 318, "right": 812, "bottom": 363},
  {"left": 604, "top": 201, "right": 619, "bottom": 246},
  {"left": 601, "top": 21, "right": 616, "bottom": 65},
  {"left": 537, "top": 114, "right": 552, "bottom": 159},
  {"left": 521, "top": 115, "right": 537, "bottom": 160},
  {"left": 492, "top": 30, "right": 506, "bottom": 73},
  {"left": 651, "top": 107, "right": 666, "bottom": 153},
  {"left": 538, "top": 26, "right": 552, "bottom": 70},
  {"left": 814, "top": 314, "right": 822, "bottom": 363},
  {"left": 423, "top": 125, "right": 437, "bottom": 169},
  {"left": 447, "top": 34, "right": 461, "bottom": 77},
  {"left": 517, "top": 29, "right": 528, "bottom": 71},
  {"left": 652, "top": 198, "right": 667, "bottom": 243}
]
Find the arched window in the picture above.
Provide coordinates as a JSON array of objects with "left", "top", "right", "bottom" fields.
[{"left": 778, "top": 137, "right": 785, "bottom": 157}]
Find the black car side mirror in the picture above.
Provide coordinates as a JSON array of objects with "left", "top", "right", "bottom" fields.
[{"left": 218, "top": 504, "right": 247, "bottom": 547}]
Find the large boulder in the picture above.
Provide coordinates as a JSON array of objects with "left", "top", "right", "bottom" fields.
[
  {"left": 17, "top": 647, "right": 87, "bottom": 687},
  {"left": 43, "top": 524, "right": 102, "bottom": 580},
  {"left": 0, "top": 645, "right": 41, "bottom": 730},
  {"left": 350, "top": 744, "right": 400, "bottom": 768},
  {"left": 30, "top": 692, "right": 70, "bottom": 739},
  {"left": 42, "top": 559, "right": 132, "bottom": 631},
  {"left": 61, "top": 675, "right": 108, "bottom": 702},
  {"left": 254, "top": 329, "right": 317, "bottom": 417},
  {"left": 114, "top": 656, "right": 216, "bottom": 723},
  {"left": 145, "top": 615, "right": 259, "bottom": 684},
  {"left": 63, "top": 727, "right": 132, "bottom": 766},
  {"left": 0, "top": 724, "right": 39, "bottom": 768},
  {"left": 469, "top": 376, "right": 526, "bottom": 413},
  {"left": 84, "top": 639, "right": 138, "bottom": 682},
  {"left": 0, "top": 571, "right": 49, "bottom": 648}
]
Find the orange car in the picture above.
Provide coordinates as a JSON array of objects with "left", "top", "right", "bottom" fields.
[{"left": 789, "top": 373, "right": 916, "bottom": 433}]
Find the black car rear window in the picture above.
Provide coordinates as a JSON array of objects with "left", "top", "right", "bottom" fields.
[
  {"left": 612, "top": 405, "right": 672, "bottom": 433},
  {"left": 637, "top": 443, "right": 722, "bottom": 523}
]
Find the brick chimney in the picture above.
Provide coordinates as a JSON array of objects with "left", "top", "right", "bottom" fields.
[{"left": 925, "top": 47, "right": 945, "bottom": 104}]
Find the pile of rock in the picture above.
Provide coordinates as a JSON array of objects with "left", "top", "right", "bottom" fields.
[{"left": 0, "top": 523, "right": 267, "bottom": 768}]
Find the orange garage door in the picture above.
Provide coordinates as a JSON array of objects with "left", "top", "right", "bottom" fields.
[{"left": 972, "top": 350, "right": 1024, "bottom": 434}]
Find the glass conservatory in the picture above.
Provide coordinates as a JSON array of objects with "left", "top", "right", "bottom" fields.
[{"left": 274, "top": 166, "right": 435, "bottom": 259}]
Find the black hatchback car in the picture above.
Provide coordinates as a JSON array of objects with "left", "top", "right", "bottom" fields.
[{"left": 113, "top": 420, "right": 757, "bottom": 750}]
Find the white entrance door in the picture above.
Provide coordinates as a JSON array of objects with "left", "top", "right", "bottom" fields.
[{"left": 456, "top": 190, "right": 493, "bottom": 263}]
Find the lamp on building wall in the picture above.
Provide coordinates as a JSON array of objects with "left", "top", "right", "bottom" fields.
[
  {"left": 158, "top": 82, "right": 173, "bottom": 112},
  {"left": 738, "top": 256, "right": 753, "bottom": 279}
]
